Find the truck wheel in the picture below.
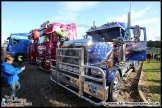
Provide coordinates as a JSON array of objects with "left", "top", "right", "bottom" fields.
[{"left": 108, "top": 71, "right": 122, "bottom": 102}]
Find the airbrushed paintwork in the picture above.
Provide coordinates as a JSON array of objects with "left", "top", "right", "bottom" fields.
[
  {"left": 40, "top": 22, "right": 77, "bottom": 41},
  {"left": 87, "top": 41, "right": 147, "bottom": 66},
  {"left": 126, "top": 41, "right": 147, "bottom": 61},
  {"left": 88, "top": 42, "right": 113, "bottom": 65},
  {"left": 38, "top": 45, "right": 46, "bottom": 55},
  {"left": 37, "top": 22, "right": 77, "bottom": 70}
]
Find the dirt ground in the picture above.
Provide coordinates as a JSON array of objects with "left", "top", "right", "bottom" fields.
[
  {"left": 117, "top": 62, "right": 143, "bottom": 102},
  {"left": 1, "top": 61, "right": 143, "bottom": 107}
]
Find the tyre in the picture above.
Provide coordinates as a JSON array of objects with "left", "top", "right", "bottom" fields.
[{"left": 108, "top": 71, "right": 122, "bottom": 102}]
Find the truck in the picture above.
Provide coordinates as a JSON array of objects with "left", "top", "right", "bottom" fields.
[
  {"left": 36, "top": 21, "right": 77, "bottom": 72},
  {"left": 27, "top": 29, "right": 39, "bottom": 63},
  {"left": 50, "top": 11, "right": 147, "bottom": 106},
  {"left": 6, "top": 33, "right": 30, "bottom": 61},
  {"left": 2, "top": 39, "right": 9, "bottom": 48}
]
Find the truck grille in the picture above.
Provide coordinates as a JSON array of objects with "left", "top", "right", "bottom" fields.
[{"left": 61, "top": 50, "right": 80, "bottom": 65}]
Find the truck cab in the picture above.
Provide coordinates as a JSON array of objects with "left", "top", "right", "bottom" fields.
[
  {"left": 6, "top": 33, "right": 30, "bottom": 61},
  {"left": 27, "top": 29, "right": 39, "bottom": 63},
  {"left": 50, "top": 11, "right": 147, "bottom": 106},
  {"left": 36, "top": 21, "right": 77, "bottom": 72}
]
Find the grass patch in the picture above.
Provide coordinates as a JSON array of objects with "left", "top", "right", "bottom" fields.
[{"left": 142, "top": 60, "right": 161, "bottom": 102}]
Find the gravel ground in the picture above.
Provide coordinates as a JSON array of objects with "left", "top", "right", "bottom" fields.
[{"left": 1, "top": 61, "right": 143, "bottom": 107}]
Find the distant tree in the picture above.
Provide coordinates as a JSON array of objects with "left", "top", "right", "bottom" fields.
[
  {"left": 147, "top": 40, "right": 161, "bottom": 48},
  {"left": 147, "top": 40, "right": 154, "bottom": 47}
]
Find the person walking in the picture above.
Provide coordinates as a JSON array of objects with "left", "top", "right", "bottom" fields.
[
  {"left": 146, "top": 52, "right": 152, "bottom": 63},
  {"left": 1, "top": 55, "right": 25, "bottom": 99},
  {"left": 17, "top": 53, "right": 24, "bottom": 67}
]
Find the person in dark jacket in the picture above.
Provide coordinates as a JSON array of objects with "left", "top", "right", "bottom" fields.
[
  {"left": 1, "top": 55, "right": 25, "bottom": 99},
  {"left": 146, "top": 52, "right": 152, "bottom": 63}
]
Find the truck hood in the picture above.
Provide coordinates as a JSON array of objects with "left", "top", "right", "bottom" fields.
[
  {"left": 62, "top": 38, "right": 91, "bottom": 47},
  {"left": 62, "top": 39, "right": 114, "bottom": 67}
]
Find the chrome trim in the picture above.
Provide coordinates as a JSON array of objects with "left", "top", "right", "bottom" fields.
[{"left": 50, "top": 47, "right": 109, "bottom": 106}]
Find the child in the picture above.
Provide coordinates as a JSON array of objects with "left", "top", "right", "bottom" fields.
[
  {"left": 1, "top": 55, "right": 25, "bottom": 99},
  {"left": 17, "top": 53, "right": 24, "bottom": 67}
]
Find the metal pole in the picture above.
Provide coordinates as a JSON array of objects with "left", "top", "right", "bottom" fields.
[
  {"left": 130, "top": 1, "right": 131, "bottom": 26},
  {"left": 85, "top": 15, "right": 87, "bottom": 32}
]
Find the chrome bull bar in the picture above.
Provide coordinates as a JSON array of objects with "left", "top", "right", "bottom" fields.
[{"left": 50, "top": 48, "right": 109, "bottom": 106}]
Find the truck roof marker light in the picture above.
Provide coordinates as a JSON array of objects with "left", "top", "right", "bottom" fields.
[{"left": 107, "top": 61, "right": 113, "bottom": 67}]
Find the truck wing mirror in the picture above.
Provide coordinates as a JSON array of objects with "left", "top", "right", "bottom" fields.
[
  {"left": 133, "top": 25, "right": 141, "bottom": 38},
  {"left": 133, "top": 25, "right": 141, "bottom": 43}
]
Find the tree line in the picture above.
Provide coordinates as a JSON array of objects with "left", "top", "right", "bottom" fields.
[{"left": 147, "top": 40, "right": 161, "bottom": 48}]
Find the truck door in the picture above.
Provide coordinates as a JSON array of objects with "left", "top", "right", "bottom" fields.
[{"left": 125, "top": 27, "right": 147, "bottom": 61}]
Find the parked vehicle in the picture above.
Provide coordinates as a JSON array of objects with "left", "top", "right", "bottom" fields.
[
  {"left": 36, "top": 21, "right": 77, "bottom": 72},
  {"left": 27, "top": 29, "right": 39, "bottom": 63},
  {"left": 2, "top": 39, "right": 9, "bottom": 48},
  {"left": 50, "top": 11, "right": 147, "bottom": 106},
  {"left": 6, "top": 33, "right": 30, "bottom": 61}
]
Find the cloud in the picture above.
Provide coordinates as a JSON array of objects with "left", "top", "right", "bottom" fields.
[
  {"left": 61, "top": 2, "right": 99, "bottom": 12},
  {"left": 50, "top": 11, "right": 78, "bottom": 21},
  {"left": 107, "top": 14, "right": 127, "bottom": 22},
  {"left": 154, "top": 37, "right": 161, "bottom": 41},
  {"left": 146, "top": 30, "right": 154, "bottom": 41},
  {"left": 107, "top": 6, "right": 152, "bottom": 22},
  {"left": 150, "top": 11, "right": 157, "bottom": 15},
  {"left": 131, "top": 6, "right": 151, "bottom": 18},
  {"left": 2, "top": 20, "right": 13, "bottom": 25},
  {"left": 146, "top": 29, "right": 160, "bottom": 41},
  {"left": 156, "top": 23, "right": 160, "bottom": 29},
  {"left": 122, "top": 8, "right": 129, "bottom": 11},
  {"left": 133, "top": 18, "right": 159, "bottom": 25},
  {"left": 50, "top": 2, "right": 99, "bottom": 22}
]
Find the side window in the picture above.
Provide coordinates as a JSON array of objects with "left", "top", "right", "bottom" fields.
[{"left": 12, "top": 39, "right": 20, "bottom": 44}]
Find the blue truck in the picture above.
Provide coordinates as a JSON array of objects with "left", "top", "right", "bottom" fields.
[
  {"left": 50, "top": 11, "right": 147, "bottom": 106},
  {"left": 6, "top": 33, "right": 30, "bottom": 61}
]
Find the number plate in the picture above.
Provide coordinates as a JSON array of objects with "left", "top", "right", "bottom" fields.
[{"left": 87, "top": 83, "right": 98, "bottom": 95}]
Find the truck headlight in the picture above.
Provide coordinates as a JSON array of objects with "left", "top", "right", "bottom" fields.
[
  {"left": 91, "top": 69, "right": 102, "bottom": 75},
  {"left": 46, "top": 60, "right": 50, "bottom": 63}
]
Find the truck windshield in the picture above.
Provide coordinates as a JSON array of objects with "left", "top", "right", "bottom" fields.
[
  {"left": 87, "top": 27, "right": 120, "bottom": 42},
  {"left": 11, "top": 33, "right": 29, "bottom": 39},
  {"left": 38, "top": 35, "right": 50, "bottom": 45}
]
